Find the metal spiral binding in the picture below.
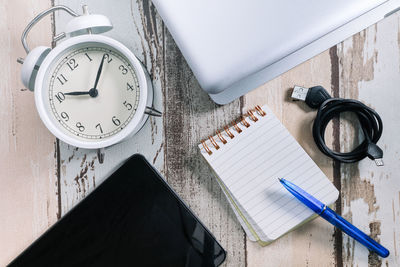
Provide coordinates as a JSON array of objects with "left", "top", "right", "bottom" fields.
[
  {"left": 208, "top": 135, "right": 220, "bottom": 150},
  {"left": 255, "top": 105, "right": 266, "bottom": 116},
  {"left": 224, "top": 126, "right": 234, "bottom": 139},
  {"left": 201, "top": 140, "right": 212, "bottom": 155},
  {"left": 231, "top": 121, "right": 242, "bottom": 133},
  {"left": 241, "top": 116, "right": 250, "bottom": 128},
  {"left": 201, "top": 105, "right": 266, "bottom": 154},
  {"left": 247, "top": 110, "right": 258, "bottom": 121},
  {"left": 216, "top": 130, "right": 227, "bottom": 144}
]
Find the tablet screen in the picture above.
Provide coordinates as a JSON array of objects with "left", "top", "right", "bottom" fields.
[{"left": 8, "top": 155, "right": 226, "bottom": 267}]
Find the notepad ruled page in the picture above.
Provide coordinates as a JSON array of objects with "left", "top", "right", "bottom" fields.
[{"left": 199, "top": 105, "right": 339, "bottom": 241}]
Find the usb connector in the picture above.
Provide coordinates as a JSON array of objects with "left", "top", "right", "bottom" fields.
[
  {"left": 374, "top": 158, "right": 384, "bottom": 166},
  {"left": 291, "top": 85, "right": 331, "bottom": 109},
  {"left": 367, "top": 143, "right": 384, "bottom": 166},
  {"left": 291, "top": 86, "right": 309, "bottom": 101}
]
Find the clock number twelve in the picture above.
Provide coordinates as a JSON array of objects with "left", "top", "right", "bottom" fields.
[{"left": 66, "top": 58, "right": 78, "bottom": 71}]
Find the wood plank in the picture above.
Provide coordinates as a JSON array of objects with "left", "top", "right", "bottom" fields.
[
  {"left": 0, "top": 0, "right": 57, "bottom": 266},
  {"left": 163, "top": 26, "right": 246, "bottom": 267},
  {"left": 243, "top": 51, "right": 338, "bottom": 266},
  {"left": 54, "top": 0, "right": 164, "bottom": 213},
  {"left": 338, "top": 12, "right": 400, "bottom": 266}
]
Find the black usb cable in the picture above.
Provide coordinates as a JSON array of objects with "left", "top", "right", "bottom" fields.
[{"left": 291, "top": 85, "right": 384, "bottom": 166}]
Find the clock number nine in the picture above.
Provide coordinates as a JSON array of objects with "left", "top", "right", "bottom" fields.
[{"left": 60, "top": 112, "right": 69, "bottom": 121}]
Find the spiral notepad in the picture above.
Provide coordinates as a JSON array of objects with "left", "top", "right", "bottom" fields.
[{"left": 198, "top": 105, "right": 339, "bottom": 244}]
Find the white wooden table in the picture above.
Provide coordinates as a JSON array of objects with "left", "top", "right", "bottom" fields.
[{"left": 1, "top": 1, "right": 400, "bottom": 266}]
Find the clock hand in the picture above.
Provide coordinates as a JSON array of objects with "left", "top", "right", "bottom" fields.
[
  {"left": 64, "top": 88, "right": 98, "bottom": 97},
  {"left": 93, "top": 54, "right": 106, "bottom": 90},
  {"left": 64, "top": 91, "right": 90, "bottom": 96}
]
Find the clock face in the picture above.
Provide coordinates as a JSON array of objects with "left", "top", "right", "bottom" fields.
[{"left": 46, "top": 45, "right": 140, "bottom": 141}]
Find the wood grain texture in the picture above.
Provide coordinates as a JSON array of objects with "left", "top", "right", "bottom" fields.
[
  {"left": 2, "top": 0, "right": 400, "bottom": 266},
  {"left": 243, "top": 50, "right": 337, "bottom": 266},
  {"left": 54, "top": 0, "right": 164, "bottom": 214},
  {"left": 163, "top": 27, "right": 246, "bottom": 267},
  {"left": 338, "top": 13, "right": 400, "bottom": 267},
  {"left": 0, "top": 0, "right": 57, "bottom": 266}
]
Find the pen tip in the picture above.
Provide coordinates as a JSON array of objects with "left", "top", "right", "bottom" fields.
[{"left": 278, "top": 178, "right": 282, "bottom": 182}]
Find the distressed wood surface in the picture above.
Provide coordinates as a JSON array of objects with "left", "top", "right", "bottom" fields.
[
  {"left": 0, "top": 0, "right": 57, "bottom": 266},
  {"left": 337, "top": 14, "right": 400, "bottom": 267},
  {"left": 53, "top": 0, "right": 164, "bottom": 215},
  {"left": 243, "top": 50, "right": 337, "bottom": 266},
  {"left": 1, "top": 0, "right": 400, "bottom": 266}
]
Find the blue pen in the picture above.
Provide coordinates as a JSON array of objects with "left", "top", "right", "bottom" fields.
[{"left": 279, "top": 178, "right": 389, "bottom": 258}]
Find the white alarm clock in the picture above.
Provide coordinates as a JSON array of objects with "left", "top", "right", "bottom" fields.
[{"left": 18, "top": 5, "right": 160, "bottom": 149}]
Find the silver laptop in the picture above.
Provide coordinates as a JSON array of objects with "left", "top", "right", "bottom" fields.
[{"left": 152, "top": 0, "right": 400, "bottom": 104}]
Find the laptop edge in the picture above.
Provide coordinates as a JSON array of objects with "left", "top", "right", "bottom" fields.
[{"left": 208, "top": 0, "right": 400, "bottom": 104}]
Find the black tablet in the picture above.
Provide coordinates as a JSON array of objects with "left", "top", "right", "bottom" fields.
[{"left": 8, "top": 154, "right": 226, "bottom": 267}]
